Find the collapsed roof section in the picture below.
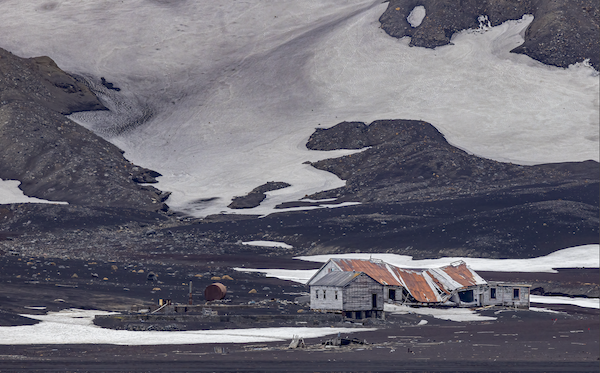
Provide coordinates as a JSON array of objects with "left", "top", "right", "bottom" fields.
[{"left": 308, "top": 258, "right": 487, "bottom": 304}]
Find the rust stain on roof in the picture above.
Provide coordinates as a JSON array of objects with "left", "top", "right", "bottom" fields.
[
  {"left": 437, "top": 261, "right": 483, "bottom": 288},
  {"left": 392, "top": 267, "right": 442, "bottom": 303},
  {"left": 332, "top": 259, "right": 402, "bottom": 286}
]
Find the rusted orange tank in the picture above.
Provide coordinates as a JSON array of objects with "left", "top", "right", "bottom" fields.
[{"left": 204, "top": 282, "right": 227, "bottom": 301}]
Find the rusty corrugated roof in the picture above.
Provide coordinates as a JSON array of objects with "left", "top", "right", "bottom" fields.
[
  {"left": 311, "top": 258, "right": 487, "bottom": 304},
  {"left": 391, "top": 267, "right": 444, "bottom": 303},
  {"left": 332, "top": 259, "right": 402, "bottom": 286},
  {"left": 427, "top": 261, "right": 487, "bottom": 292}
]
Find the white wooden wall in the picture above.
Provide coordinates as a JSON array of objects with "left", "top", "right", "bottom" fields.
[
  {"left": 481, "top": 284, "right": 530, "bottom": 308},
  {"left": 310, "top": 285, "right": 343, "bottom": 311}
]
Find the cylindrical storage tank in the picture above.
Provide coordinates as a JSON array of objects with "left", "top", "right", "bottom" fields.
[{"left": 204, "top": 282, "right": 227, "bottom": 301}]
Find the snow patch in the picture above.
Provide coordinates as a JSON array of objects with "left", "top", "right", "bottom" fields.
[
  {"left": 0, "top": 179, "right": 68, "bottom": 205},
  {"left": 407, "top": 6, "right": 426, "bottom": 27},
  {"left": 296, "top": 245, "right": 600, "bottom": 273},
  {"left": 236, "top": 245, "right": 599, "bottom": 284},
  {"left": 530, "top": 295, "right": 600, "bottom": 309},
  {"left": 528, "top": 307, "right": 563, "bottom": 314},
  {"left": 242, "top": 241, "right": 293, "bottom": 249},
  {"left": 0, "top": 309, "right": 375, "bottom": 345},
  {"left": 384, "top": 304, "right": 497, "bottom": 322}
]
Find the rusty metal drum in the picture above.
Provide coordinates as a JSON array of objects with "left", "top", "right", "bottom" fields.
[{"left": 204, "top": 282, "right": 227, "bottom": 301}]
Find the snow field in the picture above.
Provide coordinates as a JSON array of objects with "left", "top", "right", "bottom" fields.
[
  {"left": 0, "top": 309, "right": 374, "bottom": 346},
  {"left": 383, "top": 304, "right": 497, "bottom": 322},
  {"left": 0, "top": 1, "right": 596, "bottom": 216}
]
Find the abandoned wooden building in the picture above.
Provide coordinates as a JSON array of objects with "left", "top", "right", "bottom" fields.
[
  {"left": 309, "top": 271, "right": 384, "bottom": 319},
  {"left": 307, "top": 258, "right": 530, "bottom": 316}
]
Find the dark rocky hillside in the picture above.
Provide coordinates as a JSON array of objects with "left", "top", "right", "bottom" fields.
[
  {"left": 0, "top": 48, "right": 169, "bottom": 210},
  {"left": 380, "top": 0, "right": 599, "bottom": 70},
  {"left": 306, "top": 120, "right": 598, "bottom": 207}
]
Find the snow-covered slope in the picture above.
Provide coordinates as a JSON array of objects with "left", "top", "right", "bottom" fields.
[{"left": 0, "top": 1, "right": 597, "bottom": 216}]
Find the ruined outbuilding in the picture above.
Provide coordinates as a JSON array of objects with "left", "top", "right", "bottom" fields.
[{"left": 307, "top": 258, "right": 530, "bottom": 315}]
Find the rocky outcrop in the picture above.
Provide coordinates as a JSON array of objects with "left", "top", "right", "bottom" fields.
[
  {"left": 306, "top": 120, "right": 598, "bottom": 205},
  {"left": 379, "top": 0, "right": 599, "bottom": 70},
  {"left": 294, "top": 119, "right": 599, "bottom": 257},
  {"left": 0, "top": 48, "right": 168, "bottom": 211},
  {"left": 0, "top": 48, "right": 106, "bottom": 114},
  {"left": 228, "top": 182, "right": 291, "bottom": 209}
]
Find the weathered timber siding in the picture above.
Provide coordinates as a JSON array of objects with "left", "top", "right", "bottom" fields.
[
  {"left": 384, "top": 286, "right": 402, "bottom": 303},
  {"left": 342, "top": 274, "right": 384, "bottom": 311},
  {"left": 481, "top": 283, "right": 530, "bottom": 309},
  {"left": 311, "top": 285, "right": 343, "bottom": 311},
  {"left": 451, "top": 285, "right": 486, "bottom": 307}
]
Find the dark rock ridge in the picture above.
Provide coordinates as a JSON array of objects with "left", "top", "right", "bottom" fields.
[
  {"left": 306, "top": 120, "right": 598, "bottom": 205},
  {"left": 0, "top": 48, "right": 106, "bottom": 114},
  {"left": 290, "top": 119, "right": 599, "bottom": 257},
  {"left": 0, "top": 48, "right": 169, "bottom": 211},
  {"left": 379, "top": 0, "right": 599, "bottom": 70},
  {"left": 228, "top": 182, "right": 291, "bottom": 209}
]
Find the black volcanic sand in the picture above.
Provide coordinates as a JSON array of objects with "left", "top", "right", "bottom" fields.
[{"left": 0, "top": 253, "right": 598, "bottom": 372}]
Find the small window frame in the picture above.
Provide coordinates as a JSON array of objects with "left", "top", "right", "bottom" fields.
[
  {"left": 490, "top": 288, "right": 496, "bottom": 299},
  {"left": 513, "top": 288, "right": 520, "bottom": 299}
]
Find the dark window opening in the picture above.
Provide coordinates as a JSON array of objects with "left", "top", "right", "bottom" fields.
[
  {"left": 490, "top": 288, "right": 496, "bottom": 299},
  {"left": 334, "top": 291, "right": 338, "bottom": 300},
  {"left": 513, "top": 288, "right": 520, "bottom": 299},
  {"left": 372, "top": 293, "right": 377, "bottom": 309},
  {"left": 323, "top": 290, "right": 326, "bottom": 299},
  {"left": 389, "top": 289, "right": 396, "bottom": 301},
  {"left": 458, "top": 290, "right": 474, "bottom": 303}
]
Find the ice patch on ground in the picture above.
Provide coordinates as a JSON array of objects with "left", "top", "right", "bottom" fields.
[
  {"left": 530, "top": 295, "right": 600, "bottom": 309},
  {"left": 0, "top": 2, "right": 597, "bottom": 217},
  {"left": 384, "top": 304, "right": 497, "bottom": 322},
  {"left": 0, "top": 179, "right": 68, "bottom": 205},
  {"left": 0, "top": 309, "right": 375, "bottom": 345},
  {"left": 242, "top": 241, "right": 293, "bottom": 249},
  {"left": 407, "top": 6, "right": 426, "bottom": 27},
  {"left": 529, "top": 307, "right": 564, "bottom": 314}
]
